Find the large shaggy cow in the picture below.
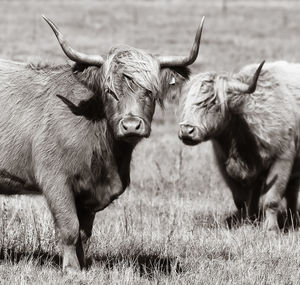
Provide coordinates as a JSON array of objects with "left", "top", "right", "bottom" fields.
[
  {"left": 0, "top": 15, "right": 204, "bottom": 271},
  {"left": 178, "top": 61, "right": 300, "bottom": 230}
]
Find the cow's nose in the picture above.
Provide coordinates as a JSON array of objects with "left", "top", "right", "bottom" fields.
[
  {"left": 179, "top": 124, "right": 196, "bottom": 138},
  {"left": 121, "top": 117, "right": 141, "bottom": 131},
  {"left": 120, "top": 117, "right": 145, "bottom": 136}
]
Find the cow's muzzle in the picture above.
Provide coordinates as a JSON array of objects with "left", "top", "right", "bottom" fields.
[
  {"left": 118, "top": 116, "right": 149, "bottom": 142},
  {"left": 178, "top": 124, "right": 202, "bottom": 146}
]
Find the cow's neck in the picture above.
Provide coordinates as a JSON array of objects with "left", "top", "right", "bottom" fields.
[
  {"left": 215, "top": 113, "right": 263, "bottom": 181},
  {"left": 80, "top": 127, "right": 135, "bottom": 212}
]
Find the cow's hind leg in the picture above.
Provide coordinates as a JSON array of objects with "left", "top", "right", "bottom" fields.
[
  {"left": 261, "top": 147, "right": 295, "bottom": 231},
  {"left": 42, "top": 175, "right": 81, "bottom": 271}
]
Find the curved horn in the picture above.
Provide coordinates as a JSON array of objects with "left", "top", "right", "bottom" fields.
[
  {"left": 42, "top": 15, "right": 105, "bottom": 66},
  {"left": 228, "top": 61, "right": 265, "bottom": 94},
  {"left": 243, "top": 60, "right": 265, "bottom": 93},
  {"left": 158, "top": 16, "right": 205, "bottom": 67}
]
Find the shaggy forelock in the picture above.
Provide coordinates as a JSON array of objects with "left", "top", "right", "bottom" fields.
[
  {"left": 180, "top": 72, "right": 232, "bottom": 121},
  {"left": 102, "top": 45, "right": 160, "bottom": 97},
  {"left": 180, "top": 74, "right": 209, "bottom": 121},
  {"left": 214, "top": 75, "right": 229, "bottom": 114}
]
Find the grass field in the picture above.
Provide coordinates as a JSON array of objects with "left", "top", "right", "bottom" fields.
[{"left": 1, "top": 1, "right": 300, "bottom": 284}]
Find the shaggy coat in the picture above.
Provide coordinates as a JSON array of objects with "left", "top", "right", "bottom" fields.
[
  {"left": 0, "top": 51, "right": 190, "bottom": 270},
  {"left": 0, "top": 14, "right": 204, "bottom": 271},
  {"left": 179, "top": 61, "right": 300, "bottom": 230}
]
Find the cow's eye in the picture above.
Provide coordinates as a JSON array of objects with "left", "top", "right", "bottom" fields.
[
  {"left": 195, "top": 101, "right": 208, "bottom": 109},
  {"left": 145, "top": 90, "right": 152, "bottom": 98},
  {"left": 200, "top": 84, "right": 209, "bottom": 93},
  {"left": 195, "top": 96, "right": 215, "bottom": 109},
  {"left": 195, "top": 101, "right": 204, "bottom": 107},
  {"left": 124, "top": 74, "right": 132, "bottom": 81},
  {"left": 124, "top": 74, "right": 134, "bottom": 86},
  {"left": 107, "top": 89, "right": 119, "bottom": 101}
]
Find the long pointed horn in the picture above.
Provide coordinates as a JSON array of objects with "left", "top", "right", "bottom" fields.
[
  {"left": 228, "top": 61, "right": 265, "bottom": 94},
  {"left": 243, "top": 60, "right": 265, "bottom": 93},
  {"left": 42, "top": 15, "right": 104, "bottom": 66},
  {"left": 158, "top": 16, "right": 205, "bottom": 67}
]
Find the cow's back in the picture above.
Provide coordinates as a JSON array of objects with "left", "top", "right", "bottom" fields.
[
  {"left": 236, "top": 61, "right": 300, "bottom": 161},
  {"left": 240, "top": 61, "right": 300, "bottom": 104}
]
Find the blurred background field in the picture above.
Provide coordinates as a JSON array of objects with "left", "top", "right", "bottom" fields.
[{"left": 0, "top": 1, "right": 300, "bottom": 284}]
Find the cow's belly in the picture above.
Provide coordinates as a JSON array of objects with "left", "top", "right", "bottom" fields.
[{"left": 0, "top": 133, "right": 36, "bottom": 187}]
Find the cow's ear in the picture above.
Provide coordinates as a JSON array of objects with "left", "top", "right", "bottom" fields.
[
  {"left": 160, "top": 66, "right": 191, "bottom": 105},
  {"left": 57, "top": 95, "right": 82, "bottom": 116},
  {"left": 57, "top": 94, "right": 105, "bottom": 122}
]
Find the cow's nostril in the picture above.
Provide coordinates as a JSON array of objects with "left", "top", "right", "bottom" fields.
[
  {"left": 188, "top": 126, "right": 195, "bottom": 135},
  {"left": 122, "top": 121, "right": 128, "bottom": 131},
  {"left": 180, "top": 124, "right": 197, "bottom": 138},
  {"left": 135, "top": 120, "right": 141, "bottom": 130}
]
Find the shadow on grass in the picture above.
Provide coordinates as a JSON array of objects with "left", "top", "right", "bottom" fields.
[
  {"left": 86, "top": 253, "right": 182, "bottom": 277},
  {"left": 0, "top": 247, "right": 62, "bottom": 268},
  {"left": 0, "top": 248, "right": 182, "bottom": 277}
]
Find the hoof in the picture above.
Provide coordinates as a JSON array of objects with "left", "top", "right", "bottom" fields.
[
  {"left": 225, "top": 211, "right": 244, "bottom": 229},
  {"left": 263, "top": 219, "right": 279, "bottom": 232},
  {"left": 62, "top": 245, "right": 81, "bottom": 273},
  {"left": 63, "top": 263, "right": 81, "bottom": 274}
]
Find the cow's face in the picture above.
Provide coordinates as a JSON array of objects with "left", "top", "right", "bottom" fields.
[
  {"left": 102, "top": 47, "right": 190, "bottom": 144},
  {"left": 101, "top": 48, "right": 159, "bottom": 144},
  {"left": 178, "top": 61, "right": 265, "bottom": 146},
  {"left": 103, "top": 76, "right": 157, "bottom": 144},
  {"left": 179, "top": 73, "right": 230, "bottom": 145}
]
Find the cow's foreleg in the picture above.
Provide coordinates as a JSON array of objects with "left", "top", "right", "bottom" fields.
[
  {"left": 231, "top": 187, "right": 250, "bottom": 218},
  {"left": 285, "top": 174, "right": 300, "bottom": 228},
  {"left": 76, "top": 207, "right": 95, "bottom": 268},
  {"left": 261, "top": 148, "right": 295, "bottom": 231},
  {"left": 247, "top": 179, "right": 263, "bottom": 222},
  {"left": 42, "top": 176, "right": 80, "bottom": 271},
  {"left": 224, "top": 186, "right": 250, "bottom": 228},
  {"left": 213, "top": 144, "right": 250, "bottom": 225}
]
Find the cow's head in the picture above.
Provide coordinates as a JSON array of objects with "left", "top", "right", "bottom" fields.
[
  {"left": 178, "top": 61, "right": 265, "bottom": 145},
  {"left": 43, "top": 15, "right": 204, "bottom": 144}
]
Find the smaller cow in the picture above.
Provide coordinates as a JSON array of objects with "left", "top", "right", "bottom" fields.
[{"left": 178, "top": 61, "right": 300, "bottom": 230}]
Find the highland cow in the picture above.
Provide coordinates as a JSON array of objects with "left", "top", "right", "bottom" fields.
[
  {"left": 179, "top": 61, "right": 300, "bottom": 230},
  {"left": 0, "top": 15, "right": 205, "bottom": 271}
]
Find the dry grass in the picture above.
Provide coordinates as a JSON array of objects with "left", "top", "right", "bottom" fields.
[{"left": 1, "top": 1, "right": 300, "bottom": 284}]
